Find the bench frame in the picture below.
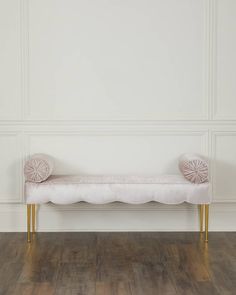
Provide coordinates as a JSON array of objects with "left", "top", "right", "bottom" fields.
[{"left": 26, "top": 203, "right": 209, "bottom": 243}]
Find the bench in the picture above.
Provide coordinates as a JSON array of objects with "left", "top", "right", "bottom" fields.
[{"left": 24, "top": 154, "right": 211, "bottom": 243}]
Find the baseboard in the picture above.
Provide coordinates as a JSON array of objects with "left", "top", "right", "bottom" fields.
[{"left": 0, "top": 202, "right": 235, "bottom": 232}]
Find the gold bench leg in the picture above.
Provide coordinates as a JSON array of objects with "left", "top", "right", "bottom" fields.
[
  {"left": 205, "top": 204, "right": 209, "bottom": 243},
  {"left": 199, "top": 204, "right": 204, "bottom": 233},
  {"left": 27, "top": 204, "right": 31, "bottom": 243},
  {"left": 32, "top": 204, "right": 36, "bottom": 234}
]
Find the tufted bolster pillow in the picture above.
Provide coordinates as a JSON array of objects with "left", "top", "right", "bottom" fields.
[
  {"left": 24, "top": 154, "right": 54, "bottom": 183},
  {"left": 179, "top": 154, "right": 208, "bottom": 184}
]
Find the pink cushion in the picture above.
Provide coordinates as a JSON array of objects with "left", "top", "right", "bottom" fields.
[
  {"left": 179, "top": 154, "right": 208, "bottom": 184},
  {"left": 24, "top": 154, "right": 54, "bottom": 183}
]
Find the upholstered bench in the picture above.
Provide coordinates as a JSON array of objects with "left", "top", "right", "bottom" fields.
[{"left": 24, "top": 154, "right": 211, "bottom": 243}]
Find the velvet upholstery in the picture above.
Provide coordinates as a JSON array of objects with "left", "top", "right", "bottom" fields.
[
  {"left": 25, "top": 174, "right": 210, "bottom": 205},
  {"left": 179, "top": 154, "right": 208, "bottom": 184},
  {"left": 24, "top": 153, "right": 210, "bottom": 205},
  {"left": 24, "top": 154, "right": 54, "bottom": 183}
]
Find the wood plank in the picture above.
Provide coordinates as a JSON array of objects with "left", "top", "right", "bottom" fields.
[{"left": 0, "top": 233, "right": 235, "bottom": 295}]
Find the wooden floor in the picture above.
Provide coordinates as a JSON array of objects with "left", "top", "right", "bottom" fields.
[{"left": 0, "top": 233, "right": 235, "bottom": 295}]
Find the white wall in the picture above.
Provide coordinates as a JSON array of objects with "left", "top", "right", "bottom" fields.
[{"left": 0, "top": 0, "right": 236, "bottom": 231}]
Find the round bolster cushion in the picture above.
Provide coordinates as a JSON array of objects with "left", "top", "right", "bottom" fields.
[
  {"left": 24, "top": 154, "right": 54, "bottom": 182},
  {"left": 179, "top": 154, "right": 208, "bottom": 184}
]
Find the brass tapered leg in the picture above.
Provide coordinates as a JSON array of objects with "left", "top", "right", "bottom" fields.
[
  {"left": 27, "top": 204, "right": 31, "bottom": 243},
  {"left": 199, "top": 204, "right": 204, "bottom": 233},
  {"left": 205, "top": 204, "right": 209, "bottom": 243},
  {"left": 32, "top": 204, "right": 36, "bottom": 234}
]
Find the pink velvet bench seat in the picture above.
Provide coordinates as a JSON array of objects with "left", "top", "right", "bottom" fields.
[{"left": 25, "top": 174, "right": 210, "bottom": 205}]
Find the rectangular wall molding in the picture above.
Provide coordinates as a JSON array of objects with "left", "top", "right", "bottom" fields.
[
  {"left": 213, "top": 0, "right": 236, "bottom": 120},
  {"left": 0, "top": 0, "right": 22, "bottom": 120},
  {"left": 0, "top": 132, "right": 23, "bottom": 202},
  {"left": 212, "top": 131, "right": 236, "bottom": 202},
  {"left": 2, "top": 0, "right": 236, "bottom": 123},
  {"left": 25, "top": 0, "right": 208, "bottom": 121}
]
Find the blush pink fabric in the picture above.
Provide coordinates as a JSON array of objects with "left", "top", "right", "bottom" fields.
[
  {"left": 24, "top": 154, "right": 54, "bottom": 183},
  {"left": 25, "top": 175, "right": 210, "bottom": 205},
  {"left": 179, "top": 154, "right": 208, "bottom": 184}
]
